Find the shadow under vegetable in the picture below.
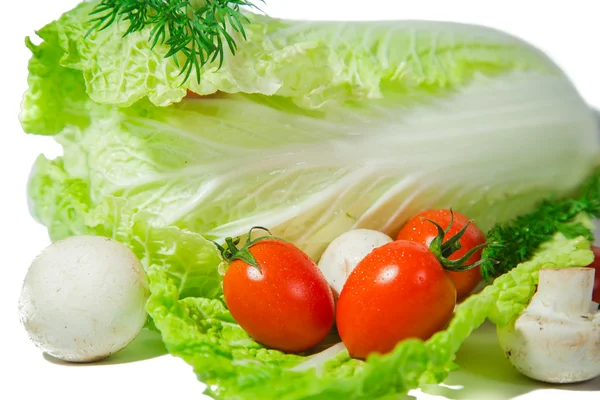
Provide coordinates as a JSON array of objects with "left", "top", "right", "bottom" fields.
[
  {"left": 421, "top": 322, "right": 600, "bottom": 399},
  {"left": 43, "top": 328, "right": 168, "bottom": 366}
]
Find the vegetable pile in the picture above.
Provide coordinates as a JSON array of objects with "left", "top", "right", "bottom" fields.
[{"left": 18, "top": 0, "right": 600, "bottom": 399}]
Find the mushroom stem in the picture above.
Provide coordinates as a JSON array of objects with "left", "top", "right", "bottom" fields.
[{"left": 534, "top": 268, "right": 594, "bottom": 315}]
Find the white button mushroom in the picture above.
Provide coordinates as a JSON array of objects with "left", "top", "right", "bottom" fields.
[
  {"left": 18, "top": 236, "right": 149, "bottom": 362},
  {"left": 318, "top": 229, "right": 393, "bottom": 297},
  {"left": 497, "top": 268, "right": 600, "bottom": 383}
]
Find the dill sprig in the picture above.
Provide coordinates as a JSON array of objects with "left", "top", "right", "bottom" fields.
[
  {"left": 88, "top": 0, "right": 261, "bottom": 84},
  {"left": 481, "top": 170, "right": 600, "bottom": 282}
]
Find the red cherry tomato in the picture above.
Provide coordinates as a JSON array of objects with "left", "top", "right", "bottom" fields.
[
  {"left": 586, "top": 246, "right": 600, "bottom": 303},
  {"left": 397, "top": 209, "right": 485, "bottom": 301},
  {"left": 223, "top": 238, "right": 335, "bottom": 353},
  {"left": 336, "top": 240, "right": 456, "bottom": 359}
]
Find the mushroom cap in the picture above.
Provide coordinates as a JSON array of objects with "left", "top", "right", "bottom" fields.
[
  {"left": 318, "top": 229, "right": 392, "bottom": 297},
  {"left": 498, "top": 313, "right": 600, "bottom": 383},
  {"left": 18, "top": 235, "right": 149, "bottom": 362}
]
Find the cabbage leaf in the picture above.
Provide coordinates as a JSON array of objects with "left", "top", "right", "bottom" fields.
[{"left": 23, "top": 2, "right": 599, "bottom": 257}]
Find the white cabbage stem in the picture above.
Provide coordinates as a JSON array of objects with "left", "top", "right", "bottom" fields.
[{"left": 497, "top": 268, "right": 600, "bottom": 383}]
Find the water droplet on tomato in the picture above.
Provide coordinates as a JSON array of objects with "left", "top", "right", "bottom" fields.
[
  {"left": 376, "top": 266, "right": 399, "bottom": 284},
  {"left": 247, "top": 267, "right": 263, "bottom": 281}
]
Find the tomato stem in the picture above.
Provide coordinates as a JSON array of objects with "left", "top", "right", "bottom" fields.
[
  {"left": 423, "top": 210, "right": 498, "bottom": 272},
  {"left": 214, "top": 226, "right": 281, "bottom": 271}
]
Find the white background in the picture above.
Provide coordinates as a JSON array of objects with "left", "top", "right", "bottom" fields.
[{"left": 1, "top": 1, "right": 599, "bottom": 399}]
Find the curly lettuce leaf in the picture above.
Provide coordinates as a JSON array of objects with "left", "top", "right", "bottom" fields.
[{"left": 23, "top": 1, "right": 562, "bottom": 128}]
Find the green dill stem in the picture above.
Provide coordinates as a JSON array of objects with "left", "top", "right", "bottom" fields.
[
  {"left": 88, "top": 0, "right": 262, "bottom": 84},
  {"left": 480, "top": 169, "right": 600, "bottom": 282}
]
